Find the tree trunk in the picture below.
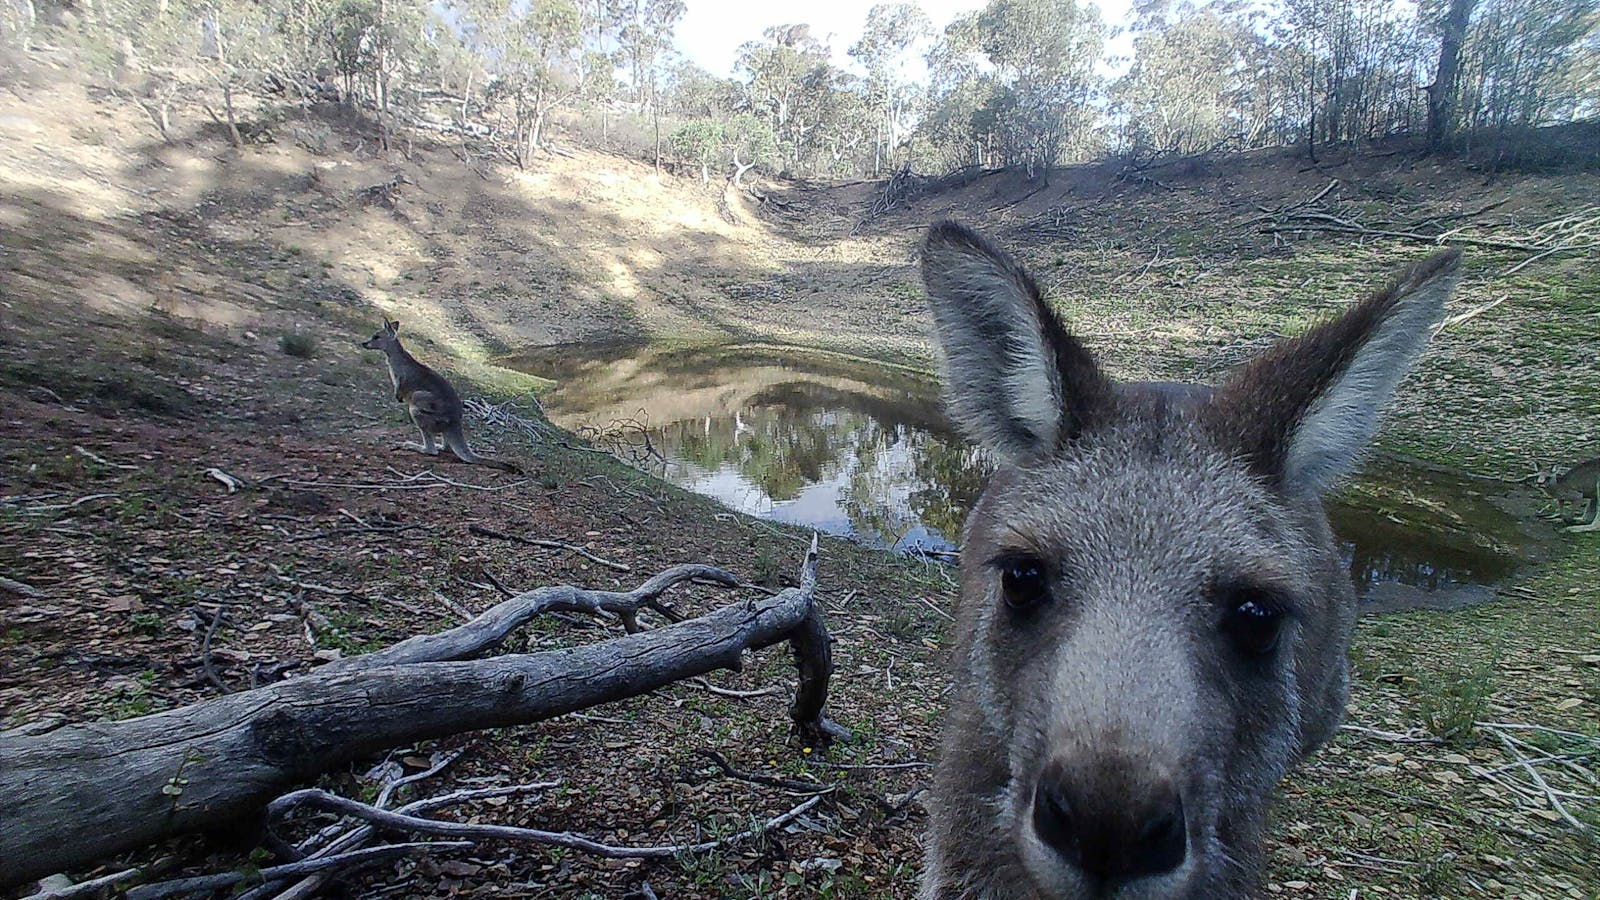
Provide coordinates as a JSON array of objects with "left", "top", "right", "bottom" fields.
[
  {"left": 0, "top": 549, "right": 843, "bottom": 889},
  {"left": 1426, "top": 0, "right": 1475, "bottom": 151},
  {"left": 653, "top": 102, "right": 662, "bottom": 174},
  {"left": 222, "top": 82, "right": 242, "bottom": 147},
  {"left": 19, "top": 0, "right": 35, "bottom": 51}
]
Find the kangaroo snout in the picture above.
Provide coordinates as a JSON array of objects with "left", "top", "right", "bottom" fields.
[{"left": 1030, "top": 759, "right": 1188, "bottom": 885}]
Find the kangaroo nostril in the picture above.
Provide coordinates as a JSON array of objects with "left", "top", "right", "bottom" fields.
[
  {"left": 1031, "top": 779, "right": 1081, "bottom": 867},
  {"left": 1031, "top": 773, "right": 1186, "bottom": 883},
  {"left": 1130, "top": 794, "right": 1186, "bottom": 877}
]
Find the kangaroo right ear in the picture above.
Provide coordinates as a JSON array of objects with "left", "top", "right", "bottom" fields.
[
  {"left": 387, "top": 319, "right": 400, "bottom": 332},
  {"left": 920, "top": 221, "right": 1109, "bottom": 464},
  {"left": 1207, "top": 250, "right": 1459, "bottom": 495}
]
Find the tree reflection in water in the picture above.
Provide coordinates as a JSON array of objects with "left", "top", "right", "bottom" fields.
[{"left": 510, "top": 342, "right": 1538, "bottom": 598}]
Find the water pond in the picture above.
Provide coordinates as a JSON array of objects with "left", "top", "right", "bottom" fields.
[{"left": 503, "top": 342, "right": 1549, "bottom": 609}]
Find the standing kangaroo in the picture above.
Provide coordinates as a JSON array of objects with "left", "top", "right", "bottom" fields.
[
  {"left": 1533, "top": 456, "right": 1600, "bottom": 532},
  {"left": 360, "top": 319, "right": 522, "bottom": 474},
  {"left": 918, "top": 222, "right": 1459, "bottom": 899}
]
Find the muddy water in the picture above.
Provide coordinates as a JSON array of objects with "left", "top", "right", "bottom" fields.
[{"left": 502, "top": 342, "right": 1550, "bottom": 608}]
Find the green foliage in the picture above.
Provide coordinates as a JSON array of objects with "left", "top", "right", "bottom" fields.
[
  {"left": 327, "top": 0, "right": 380, "bottom": 82},
  {"left": 26, "top": 0, "right": 1600, "bottom": 179},
  {"left": 279, "top": 332, "right": 318, "bottom": 358},
  {"left": 669, "top": 117, "right": 723, "bottom": 176},
  {"left": 1413, "top": 655, "right": 1497, "bottom": 745},
  {"left": 921, "top": 0, "right": 1105, "bottom": 172}
]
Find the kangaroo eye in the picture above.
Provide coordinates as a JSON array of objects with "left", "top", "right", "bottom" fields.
[
  {"left": 1221, "top": 595, "right": 1286, "bottom": 657},
  {"left": 998, "top": 557, "right": 1051, "bottom": 611}
]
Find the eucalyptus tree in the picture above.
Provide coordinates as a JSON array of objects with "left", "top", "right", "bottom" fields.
[
  {"left": 461, "top": 0, "right": 582, "bottom": 166},
  {"left": 921, "top": 0, "right": 1105, "bottom": 175},
  {"left": 1112, "top": 1, "right": 1267, "bottom": 154},
  {"left": 849, "top": 2, "right": 932, "bottom": 174}
]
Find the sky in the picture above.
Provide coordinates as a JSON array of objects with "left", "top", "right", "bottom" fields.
[{"left": 673, "top": 0, "right": 1139, "bottom": 80}]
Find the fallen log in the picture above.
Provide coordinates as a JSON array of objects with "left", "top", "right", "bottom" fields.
[{"left": 0, "top": 537, "right": 843, "bottom": 888}]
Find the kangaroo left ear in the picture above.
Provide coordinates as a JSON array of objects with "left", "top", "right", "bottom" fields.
[
  {"left": 387, "top": 319, "right": 400, "bottom": 332},
  {"left": 920, "top": 221, "right": 1111, "bottom": 464},
  {"left": 1207, "top": 250, "right": 1460, "bottom": 495}
]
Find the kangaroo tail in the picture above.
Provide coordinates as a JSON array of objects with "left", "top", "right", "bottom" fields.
[{"left": 444, "top": 427, "right": 523, "bottom": 474}]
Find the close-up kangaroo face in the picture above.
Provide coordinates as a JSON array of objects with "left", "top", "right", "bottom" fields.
[
  {"left": 918, "top": 221, "right": 1459, "bottom": 899},
  {"left": 951, "top": 430, "right": 1336, "bottom": 897}
]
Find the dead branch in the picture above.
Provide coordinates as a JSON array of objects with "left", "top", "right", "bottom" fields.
[
  {"left": 0, "top": 541, "right": 842, "bottom": 888},
  {"left": 692, "top": 749, "right": 831, "bottom": 794},
  {"left": 1432, "top": 294, "right": 1509, "bottom": 336},
  {"left": 322, "top": 562, "right": 734, "bottom": 671},
  {"left": 1487, "top": 728, "right": 1592, "bottom": 832},
  {"left": 196, "top": 602, "right": 230, "bottom": 693},
  {"left": 266, "top": 788, "right": 823, "bottom": 860},
  {"left": 125, "top": 842, "right": 473, "bottom": 900},
  {"left": 466, "top": 522, "right": 632, "bottom": 573},
  {"left": 571, "top": 415, "right": 666, "bottom": 468},
  {"left": 18, "top": 868, "right": 141, "bottom": 900},
  {"left": 1339, "top": 724, "right": 1443, "bottom": 744},
  {"left": 691, "top": 677, "right": 781, "bottom": 699},
  {"left": 241, "top": 759, "right": 530, "bottom": 900},
  {"left": 464, "top": 397, "right": 557, "bottom": 443},
  {"left": 0, "top": 575, "right": 45, "bottom": 599}
]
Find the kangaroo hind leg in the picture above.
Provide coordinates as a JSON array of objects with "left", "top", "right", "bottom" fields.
[
  {"left": 442, "top": 426, "right": 484, "bottom": 464},
  {"left": 402, "top": 421, "right": 440, "bottom": 455},
  {"left": 1565, "top": 481, "right": 1600, "bottom": 532}
]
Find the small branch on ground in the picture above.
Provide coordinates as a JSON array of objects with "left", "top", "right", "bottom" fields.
[
  {"left": 195, "top": 601, "right": 231, "bottom": 693},
  {"left": 692, "top": 749, "right": 832, "bottom": 794},
  {"left": 466, "top": 523, "right": 632, "bottom": 573},
  {"left": 267, "top": 787, "right": 824, "bottom": 860},
  {"left": 690, "top": 677, "right": 781, "bottom": 699},
  {"left": 1433, "top": 294, "right": 1509, "bottom": 336},
  {"left": 0, "top": 575, "right": 45, "bottom": 599},
  {"left": 17, "top": 867, "right": 140, "bottom": 900},
  {"left": 125, "top": 842, "right": 473, "bottom": 900}
]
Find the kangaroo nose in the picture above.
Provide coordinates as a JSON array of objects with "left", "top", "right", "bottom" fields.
[{"left": 1031, "top": 768, "right": 1187, "bottom": 883}]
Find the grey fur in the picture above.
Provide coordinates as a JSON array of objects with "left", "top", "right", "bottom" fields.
[
  {"left": 1285, "top": 263, "right": 1456, "bottom": 492},
  {"left": 1535, "top": 456, "right": 1600, "bottom": 531},
  {"left": 918, "top": 222, "right": 1457, "bottom": 899},
  {"left": 360, "top": 320, "right": 521, "bottom": 474}
]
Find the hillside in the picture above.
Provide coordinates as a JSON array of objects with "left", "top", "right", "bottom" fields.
[{"left": 2, "top": 60, "right": 1598, "bottom": 900}]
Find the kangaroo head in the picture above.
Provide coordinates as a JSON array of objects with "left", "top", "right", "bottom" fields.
[
  {"left": 360, "top": 318, "right": 401, "bottom": 351},
  {"left": 918, "top": 222, "right": 1458, "bottom": 898}
]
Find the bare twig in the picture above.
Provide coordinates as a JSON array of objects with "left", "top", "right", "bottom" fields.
[
  {"left": 1433, "top": 294, "right": 1509, "bottom": 336},
  {"left": 466, "top": 523, "right": 632, "bottom": 572},
  {"left": 196, "top": 602, "right": 231, "bottom": 694},
  {"left": 1488, "top": 729, "right": 1592, "bottom": 832},
  {"left": 1340, "top": 724, "right": 1443, "bottom": 744},
  {"left": 321, "top": 562, "right": 739, "bottom": 672},
  {"left": 125, "top": 842, "right": 472, "bottom": 900},
  {"left": 244, "top": 751, "right": 471, "bottom": 900},
  {"left": 18, "top": 868, "right": 140, "bottom": 900},
  {"left": 816, "top": 760, "right": 932, "bottom": 771},
  {"left": 269, "top": 789, "right": 823, "bottom": 859},
  {"left": 206, "top": 468, "right": 245, "bottom": 494},
  {"left": 690, "top": 677, "right": 781, "bottom": 699},
  {"left": 692, "top": 749, "right": 832, "bottom": 795}
]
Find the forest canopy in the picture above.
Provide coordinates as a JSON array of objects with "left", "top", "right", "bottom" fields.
[{"left": 4, "top": 0, "right": 1596, "bottom": 176}]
